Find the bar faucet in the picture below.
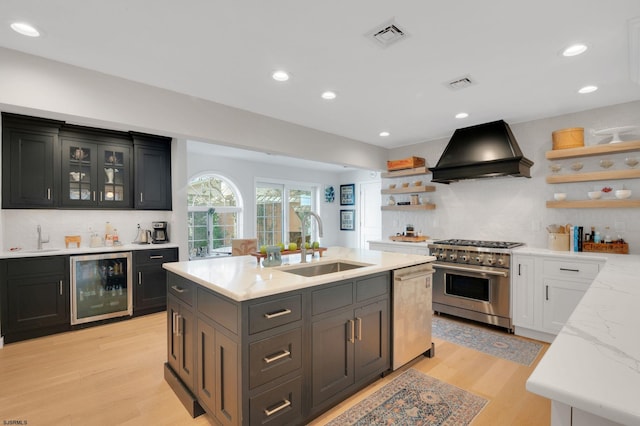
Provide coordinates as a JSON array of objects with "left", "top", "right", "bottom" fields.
[
  {"left": 299, "top": 211, "right": 323, "bottom": 263},
  {"left": 37, "top": 225, "right": 49, "bottom": 250}
]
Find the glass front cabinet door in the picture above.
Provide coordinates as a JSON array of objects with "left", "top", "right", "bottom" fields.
[{"left": 61, "top": 135, "right": 131, "bottom": 208}]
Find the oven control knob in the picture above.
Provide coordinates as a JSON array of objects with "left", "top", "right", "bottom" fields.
[
  {"left": 460, "top": 255, "right": 468, "bottom": 262},
  {"left": 486, "top": 257, "right": 495, "bottom": 265},
  {"left": 475, "top": 256, "right": 483, "bottom": 263},
  {"left": 449, "top": 253, "right": 457, "bottom": 261},
  {"left": 439, "top": 252, "right": 447, "bottom": 260},
  {"left": 497, "top": 258, "right": 505, "bottom": 266}
]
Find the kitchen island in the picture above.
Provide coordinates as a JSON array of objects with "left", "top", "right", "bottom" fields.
[
  {"left": 162, "top": 247, "right": 435, "bottom": 425},
  {"left": 523, "top": 249, "right": 640, "bottom": 425}
]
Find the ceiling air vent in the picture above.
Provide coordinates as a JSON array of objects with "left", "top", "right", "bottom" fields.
[
  {"left": 445, "top": 75, "right": 476, "bottom": 90},
  {"left": 366, "top": 19, "right": 409, "bottom": 48}
]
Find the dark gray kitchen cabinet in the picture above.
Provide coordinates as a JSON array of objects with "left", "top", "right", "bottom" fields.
[
  {"left": 167, "top": 296, "right": 196, "bottom": 392},
  {"left": 0, "top": 256, "right": 70, "bottom": 343},
  {"left": 133, "top": 133, "right": 172, "bottom": 211},
  {"left": 1, "top": 113, "right": 63, "bottom": 208},
  {"left": 133, "top": 247, "right": 178, "bottom": 315},
  {"left": 310, "top": 277, "right": 390, "bottom": 411}
]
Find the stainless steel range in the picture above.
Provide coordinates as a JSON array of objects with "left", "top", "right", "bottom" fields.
[{"left": 428, "top": 239, "right": 524, "bottom": 330}]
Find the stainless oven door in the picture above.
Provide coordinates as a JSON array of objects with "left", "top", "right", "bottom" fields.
[{"left": 432, "top": 262, "right": 510, "bottom": 325}]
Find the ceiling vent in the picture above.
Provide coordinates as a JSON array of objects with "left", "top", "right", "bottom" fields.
[
  {"left": 445, "top": 75, "right": 476, "bottom": 90},
  {"left": 366, "top": 19, "right": 409, "bottom": 48}
]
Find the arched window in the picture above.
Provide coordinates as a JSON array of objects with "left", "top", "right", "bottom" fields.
[{"left": 187, "top": 173, "right": 242, "bottom": 259}]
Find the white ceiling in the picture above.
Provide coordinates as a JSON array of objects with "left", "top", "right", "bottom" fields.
[{"left": 1, "top": 0, "right": 640, "bottom": 151}]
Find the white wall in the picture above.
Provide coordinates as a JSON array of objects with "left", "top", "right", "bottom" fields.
[
  {"left": 187, "top": 142, "right": 345, "bottom": 247},
  {"left": 386, "top": 101, "right": 640, "bottom": 254}
]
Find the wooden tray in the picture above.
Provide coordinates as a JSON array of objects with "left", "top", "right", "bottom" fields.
[
  {"left": 389, "top": 235, "right": 428, "bottom": 242},
  {"left": 582, "top": 242, "right": 628, "bottom": 254},
  {"left": 249, "top": 247, "right": 327, "bottom": 264},
  {"left": 386, "top": 156, "right": 425, "bottom": 171}
]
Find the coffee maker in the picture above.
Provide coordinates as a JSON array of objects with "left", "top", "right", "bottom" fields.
[{"left": 151, "top": 221, "right": 168, "bottom": 243}]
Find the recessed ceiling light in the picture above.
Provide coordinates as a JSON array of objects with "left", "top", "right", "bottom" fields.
[
  {"left": 321, "top": 91, "right": 337, "bottom": 100},
  {"left": 578, "top": 85, "right": 598, "bottom": 94},
  {"left": 379, "top": 131, "right": 390, "bottom": 137},
  {"left": 272, "top": 70, "right": 290, "bottom": 82},
  {"left": 10, "top": 22, "right": 40, "bottom": 37},
  {"left": 455, "top": 112, "right": 469, "bottom": 119},
  {"left": 562, "top": 43, "right": 588, "bottom": 57}
]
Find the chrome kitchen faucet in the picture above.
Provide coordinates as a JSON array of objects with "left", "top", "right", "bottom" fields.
[
  {"left": 299, "top": 211, "right": 323, "bottom": 263},
  {"left": 37, "top": 224, "right": 49, "bottom": 250}
]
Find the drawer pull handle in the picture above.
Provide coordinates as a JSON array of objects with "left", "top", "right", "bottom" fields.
[
  {"left": 263, "top": 349, "right": 291, "bottom": 364},
  {"left": 171, "top": 285, "right": 186, "bottom": 293},
  {"left": 264, "top": 308, "right": 292, "bottom": 319},
  {"left": 264, "top": 399, "right": 291, "bottom": 417},
  {"left": 348, "top": 319, "right": 355, "bottom": 343},
  {"left": 59, "top": 280, "right": 63, "bottom": 296},
  {"left": 150, "top": 255, "right": 164, "bottom": 259},
  {"left": 356, "top": 317, "right": 362, "bottom": 341},
  {"left": 559, "top": 267, "right": 580, "bottom": 272}
]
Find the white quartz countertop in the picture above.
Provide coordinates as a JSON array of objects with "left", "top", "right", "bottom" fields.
[
  {"left": 163, "top": 246, "right": 435, "bottom": 302},
  {"left": 0, "top": 242, "right": 179, "bottom": 259},
  {"left": 523, "top": 248, "right": 640, "bottom": 425}
]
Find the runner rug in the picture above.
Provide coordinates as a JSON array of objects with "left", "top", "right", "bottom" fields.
[
  {"left": 325, "top": 369, "right": 487, "bottom": 426},
  {"left": 432, "top": 316, "right": 543, "bottom": 366}
]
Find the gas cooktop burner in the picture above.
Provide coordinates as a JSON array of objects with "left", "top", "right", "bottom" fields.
[{"left": 432, "top": 239, "right": 524, "bottom": 249}]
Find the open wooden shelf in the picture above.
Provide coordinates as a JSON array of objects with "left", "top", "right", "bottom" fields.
[
  {"left": 546, "top": 169, "right": 640, "bottom": 184},
  {"left": 381, "top": 203, "right": 436, "bottom": 211},
  {"left": 381, "top": 185, "right": 436, "bottom": 194},
  {"left": 545, "top": 140, "right": 640, "bottom": 160},
  {"left": 546, "top": 199, "right": 640, "bottom": 208},
  {"left": 381, "top": 166, "right": 431, "bottom": 178}
]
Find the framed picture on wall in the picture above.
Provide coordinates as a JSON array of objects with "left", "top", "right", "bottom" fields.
[
  {"left": 324, "top": 185, "right": 335, "bottom": 203},
  {"left": 340, "top": 209, "right": 355, "bottom": 231},
  {"left": 340, "top": 184, "right": 355, "bottom": 205}
]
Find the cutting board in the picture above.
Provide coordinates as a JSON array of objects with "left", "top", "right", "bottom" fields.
[{"left": 389, "top": 235, "right": 428, "bottom": 242}]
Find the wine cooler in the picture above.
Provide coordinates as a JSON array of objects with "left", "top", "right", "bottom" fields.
[{"left": 71, "top": 252, "right": 133, "bottom": 325}]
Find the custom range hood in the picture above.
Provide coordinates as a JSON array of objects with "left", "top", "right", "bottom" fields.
[{"left": 429, "top": 120, "right": 534, "bottom": 184}]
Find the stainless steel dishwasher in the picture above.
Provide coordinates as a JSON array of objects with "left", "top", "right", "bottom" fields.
[{"left": 391, "top": 263, "right": 435, "bottom": 370}]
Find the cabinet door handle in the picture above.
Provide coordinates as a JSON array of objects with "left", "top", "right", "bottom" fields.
[
  {"left": 149, "top": 255, "right": 164, "bottom": 260},
  {"left": 263, "top": 349, "right": 291, "bottom": 364},
  {"left": 172, "top": 312, "right": 178, "bottom": 334},
  {"left": 138, "top": 272, "right": 142, "bottom": 285},
  {"left": 348, "top": 319, "right": 355, "bottom": 343},
  {"left": 171, "top": 285, "right": 186, "bottom": 293},
  {"left": 264, "top": 399, "right": 291, "bottom": 417},
  {"left": 355, "top": 317, "right": 362, "bottom": 341},
  {"left": 264, "top": 308, "right": 292, "bottom": 319},
  {"left": 100, "top": 192, "right": 103, "bottom": 202},
  {"left": 59, "top": 280, "right": 63, "bottom": 296},
  {"left": 140, "top": 193, "right": 144, "bottom": 203},
  {"left": 545, "top": 285, "right": 549, "bottom": 301},
  {"left": 518, "top": 264, "right": 521, "bottom": 276},
  {"left": 47, "top": 188, "right": 51, "bottom": 200},
  {"left": 92, "top": 191, "right": 96, "bottom": 201},
  {"left": 176, "top": 314, "right": 182, "bottom": 336},
  {"left": 559, "top": 267, "right": 580, "bottom": 272}
]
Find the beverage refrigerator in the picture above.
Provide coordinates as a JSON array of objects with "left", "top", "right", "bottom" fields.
[{"left": 70, "top": 252, "right": 133, "bottom": 325}]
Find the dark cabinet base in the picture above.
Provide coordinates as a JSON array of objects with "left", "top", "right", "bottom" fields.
[{"left": 164, "top": 363, "right": 205, "bottom": 418}]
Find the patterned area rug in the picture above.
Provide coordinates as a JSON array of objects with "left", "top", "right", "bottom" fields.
[
  {"left": 326, "top": 369, "right": 487, "bottom": 426},
  {"left": 432, "top": 316, "right": 543, "bottom": 366}
]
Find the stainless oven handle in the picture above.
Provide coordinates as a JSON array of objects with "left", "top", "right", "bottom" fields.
[{"left": 433, "top": 263, "right": 508, "bottom": 277}]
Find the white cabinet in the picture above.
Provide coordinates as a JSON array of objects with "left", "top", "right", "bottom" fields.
[
  {"left": 511, "top": 253, "right": 604, "bottom": 342},
  {"left": 511, "top": 255, "right": 536, "bottom": 329}
]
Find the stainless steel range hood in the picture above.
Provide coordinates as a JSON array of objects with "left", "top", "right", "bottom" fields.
[{"left": 429, "top": 120, "right": 533, "bottom": 184}]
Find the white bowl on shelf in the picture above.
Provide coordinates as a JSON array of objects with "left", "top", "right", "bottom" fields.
[
  {"left": 615, "top": 189, "right": 631, "bottom": 199},
  {"left": 553, "top": 193, "right": 567, "bottom": 201},
  {"left": 588, "top": 191, "right": 602, "bottom": 200}
]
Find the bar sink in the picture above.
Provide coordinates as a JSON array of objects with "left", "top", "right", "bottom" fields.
[{"left": 279, "top": 260, "right": 372, "bottom": 277}]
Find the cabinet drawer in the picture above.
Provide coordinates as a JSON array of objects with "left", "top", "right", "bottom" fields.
[
  {"left": 133, "top": 248, "right": 178, "bottom": 265},
  {"left": 312, "top": 281, "right": 353, "bottom": 316},
  {"left": 249, "top": 328, "right": 302, "bottom": 389},
  {"left": 249, "top": 294, "right": 302, "bottom": 334},
  {"left": 542, "top": 259, "right": 601, "bottom": 280},
  {"left": 6, "top": 256, "right": 66, "bottom": 277},
  {"left": 197, "top": 288, "right": 238, "bottom": 334},
  {"left": 250, "top": 376, "right": 302, "bottom": 425},
  {"left": 356, "top": 273, "right": 389, "bottom": 303},
  {"left": 167, "top": 273, "right": 195, "bottom": 306}
]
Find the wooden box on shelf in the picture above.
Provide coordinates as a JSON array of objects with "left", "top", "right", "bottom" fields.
[
  {"left": 386, "top": 156, "right": 425, "bottom": 171},
  {"left": 582, "top": 242, "right": 629, "bottom": 254}
]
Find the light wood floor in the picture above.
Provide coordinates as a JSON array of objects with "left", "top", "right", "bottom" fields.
[{"left": 0, "top": 313, "right": 550, "bottom": 425}]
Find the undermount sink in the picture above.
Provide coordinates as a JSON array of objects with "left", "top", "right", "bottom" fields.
[{"left": 280, "top": 261, "right": 372, "bottom": 277}]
